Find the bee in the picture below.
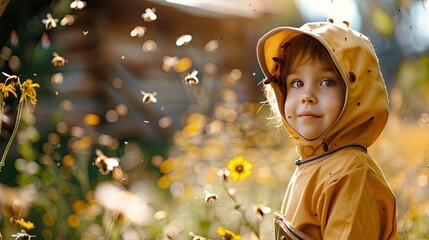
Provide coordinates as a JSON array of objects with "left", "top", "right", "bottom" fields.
[
  {"left": 60, "top": 14, "right": 76, "bottom": 26},
  {"left": 343, "top": 20, "right": 350, "bottom": 28},
  {"left": 94, "top": 149, "right": 120, "bottom": 175},
  {"left": 204, "top": 191, "right": 218, "bottom": 203},
  {"left": 162, "top": 56, "right": 179, "bottom": 72},
  {"left": 141, "top": 8, "right": 157, "bottom": 22},
  {"left": 130, "top": 26, "right": 147, "bottom": 37},
  {"left": 52, "top": 52, "right": 67, "bottom": 67},
  {"left": 70, "top": 0, "right": 87, "bottom": 10},
  {"left": 183, "top": 69, "right": 199, "bottom": 86},
  {"left": 12, "top": 230, "right": 36, "bottom": 240},
  {"left": 176, "top": 34, "right": 192, "bottom": 46},
  {"left": 2, "top": 72, "right": 20, "bottom": 86},
  {"left": 140, "top": 91, "right": 157, "bottom": 104},
  {"left": 42, "top": 13, "right": 58, "bottom": 30},
  {"left": 253, "top": 204, "right": 271, "bottom": 219}
]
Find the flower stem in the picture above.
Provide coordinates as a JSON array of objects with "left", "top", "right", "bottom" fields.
[
  {"left": 222, "top": 178, "right": 260, "bottom": 238},
  {"left": 0, "top": 98, "right": 24, "bottom": 171},
  {"left": 0, "top": 96, "right": 3, "bottom": 140}
]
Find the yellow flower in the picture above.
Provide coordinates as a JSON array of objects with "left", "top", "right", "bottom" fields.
[
  {"left": 20, "top": 79, "right": 40, "bottom": 105},
  {"left": 15, "top": 218, "right": 35, "bottom": 230},
  {"left": 0, "top": 83, "right": 18, "bottom": 98},
  {"left": 217, "top": 227, "right": 241, "bottom": 240},
  {"left": 227, "top": 156, "right": 252, "bottom": 181}
]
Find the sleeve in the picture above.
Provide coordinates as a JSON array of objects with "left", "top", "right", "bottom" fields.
[{"left": 316, "top": 166, "right": 396, "bottom": 240}]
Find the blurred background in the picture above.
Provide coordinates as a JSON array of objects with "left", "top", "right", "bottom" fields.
[{"left": 0, "top": 0, "right": 428, "bottom": 239}]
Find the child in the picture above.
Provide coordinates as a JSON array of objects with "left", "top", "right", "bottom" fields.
[{"left": 256, "top": 19, "right": 397, "bottom": 239}]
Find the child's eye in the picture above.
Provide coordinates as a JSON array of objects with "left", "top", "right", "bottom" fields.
[
  {"left": 291, "top": 80, "right": 304, "bottom": 88},
  {"left": 320, "top": 78, "right": 336, "bottom": 87}
]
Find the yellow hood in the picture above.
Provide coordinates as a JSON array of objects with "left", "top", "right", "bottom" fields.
[{"left": 257, "top": 21, "right": 389, "bottom": 159}]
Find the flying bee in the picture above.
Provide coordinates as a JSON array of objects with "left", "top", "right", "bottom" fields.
[
  {"left": 140, "top": 90, "right": 157, "bottom": 104},
  {"left": 42, "top": 13, "right": 58, "bottom": 30},
  {"left": 141, "top": 7, "right": 157, "bottom": 22},
  {"left": 130, "top": 26, "right": 147, "bottom": 37},
  {"left": 204, "top": 190, "right": 218, "bottom": 203},
  {"left": 253, "top": 204, "right": 271, "bottom": 219},
  {"left": 94, "top": 149, "right": 120, "bottom": 175},
  {"left": 183, "top": 69, "right": 199, "bottom": 86},
  {"left": 52, "top": 52, "right": 67, "bottom": 67},
  {"left": 176, "top": 34, "right": 192, "bottom": 46},
  {"left": 60, "top": 14, "right": 76, "bottom": 26},
  {"left": 12, "top": 230, "right": 36, "bottom": 240},
  {"left": 2, "top": 72, "right": 20, "bottom": 86},
  {"left": 70, "top": 0, "right": 87, "bottom": 10}
]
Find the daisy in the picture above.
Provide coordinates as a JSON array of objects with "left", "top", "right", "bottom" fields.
[{"left": 227, "top": 156, "right": 252, "bottom": 181}]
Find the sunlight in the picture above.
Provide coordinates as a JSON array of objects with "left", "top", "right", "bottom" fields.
[{"left": 295, "top": 0, "right": 361, "bottom": 30}]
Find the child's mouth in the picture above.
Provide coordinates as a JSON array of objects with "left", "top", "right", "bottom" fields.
[{"left": 298, "top": 112, "right": 320, "bottom": 119}]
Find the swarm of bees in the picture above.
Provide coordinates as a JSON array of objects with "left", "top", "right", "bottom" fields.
[
  {"left": 2, "top": 72, "right": 20, "bottom": 86},
  {"left": 183, "top": 70, "right": 199, "bottom": 86},
  {"left": 94, "top": 149, "right": 120, "bottom": 175},
  {"left": 140, "top": 90, "right": 157, "bottom": 104},
  {"left": 42, "top": 13, "right": 58, "bottom": 30},
  {"left": 51, "top": 52, "right": 67, "bottom": 67},
  {"left": 141, "top": 8, "right": 157, "bottom": 22}
]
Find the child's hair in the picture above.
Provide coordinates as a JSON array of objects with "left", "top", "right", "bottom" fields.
[{"left": 263, "top": 34, "right": 343, "bottom": 127}]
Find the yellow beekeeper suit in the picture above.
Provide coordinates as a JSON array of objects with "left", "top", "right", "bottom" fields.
[{"left": 256, "top": 20, "right": 397, "bottom": 239}]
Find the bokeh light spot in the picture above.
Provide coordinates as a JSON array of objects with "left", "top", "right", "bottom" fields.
[
  {"left": 73, "top": 199, "right": 86, "bottom": 214},
  {"left": 142, "top": 40, "right": 158, "bottom": 52},
  {"left": 67, "top": 214, "right": 81, "bottom": 228},
  {"left": 42, "top": 229, "right": 53, "bottom": 240},
  {"left": 204, "top": 39, "right": 219, "bottom": 53},
  {"left": 98, "top": 134, "right": 113, "bottom": 146},
  {"left": 56, "top": 121, "right": 69, "bottom": 134},
  {"left": 105, "top": 109, "right": 118, "bottom": 123},
  {"left": 173, "top": 57, "right": 192, "bottom": 73},
  {"left": 1, "top": 46, "right": 12, "bottom": 60},
  {"left": 159, "top": 116, "right": 172, "bottom": 128},
  {"left": 60, "top": 99, "right": 74, "bottom": 111},
  {"left": 112, "top": 77, "right": 123, "bottom": 89},
  {"left": 51, "top": 73, "right": 64, "bottom": 85},
  {"left": 59, "top": 183, "right": 70, "bottom": 194},
  {"left": 43, "top": 213, "right": 55, "bottom": 226},
  {"left": 115, "top": 104, "right": 128, "bottom": 116},
  {"left": 40, "top": 154, "right": 54, "bottom": 166},
  {"left": 84, "top": 113, "right": 100, "bottom": 126},
  {"left": 371, "top": 6, "right": 394, "bottom": 36},
  {"left": 157, "top": 175, "right": 171, "bottom": 189},
  {"left": 203, "top": 62, "right": 218, "bottom": 75},
  {"left": 8, "top": 55, "right": 21, "bottom": 71},
  {"left": 62, "top": 154, "right": 75, "bottom": 167},
  {"left": 151, "top": 155, "right": 164, "bottom": 167}
]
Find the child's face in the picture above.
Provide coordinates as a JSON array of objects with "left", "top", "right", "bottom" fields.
[{"left": 284, "top": 56, "right": 345, "bottom": 140}]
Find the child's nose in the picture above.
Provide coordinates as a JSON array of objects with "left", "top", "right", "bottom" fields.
[{"left": 301, "top": 94, "right": 317, "bottom": 104}]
